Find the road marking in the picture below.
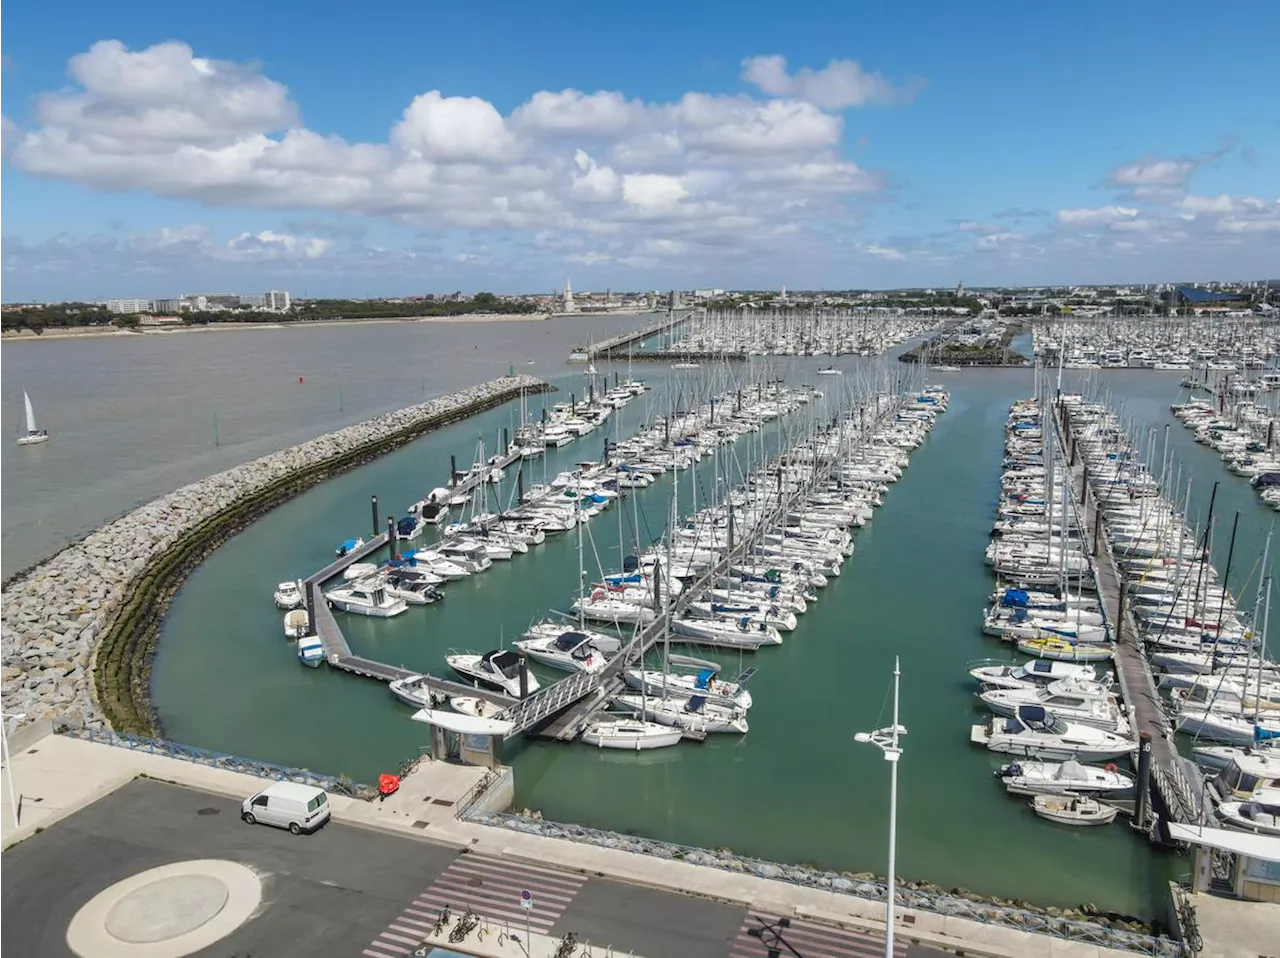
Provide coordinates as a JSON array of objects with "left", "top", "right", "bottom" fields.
[
  {"left": 729, "top": 912, "right": 907, "bottom": 958},
  {"left": 360, "top": 852, "right": 588, "bottom": 955}
]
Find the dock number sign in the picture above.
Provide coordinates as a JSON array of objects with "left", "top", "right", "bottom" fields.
[{"left": 520, "top": 889, "right": 533, "bottom": 911}]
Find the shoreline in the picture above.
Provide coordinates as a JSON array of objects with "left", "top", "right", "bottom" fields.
[
  {"left": 0, "top": 375, "right": 553, "bottom": 737},
  {"left": 0, "top": 311, "right": 659, "bottom": 342}
]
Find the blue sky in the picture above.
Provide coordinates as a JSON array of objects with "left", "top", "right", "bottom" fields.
[{"left": 2, "top": 0, "right": 1277, "bottom": 300}]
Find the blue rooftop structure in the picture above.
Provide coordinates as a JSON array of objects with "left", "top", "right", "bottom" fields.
[{"left": 1176, "top": 285, "right": 1244, "bottom": 303}]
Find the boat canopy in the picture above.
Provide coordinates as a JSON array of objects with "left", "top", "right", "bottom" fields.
[
  {"left": 397, "top": 517, "right": 419, "bottom": 535},
  {"left": 1056, "top": 759, "right": 1089, "bottom": 780},
  {"left": 1252, "top": 473, "right": 1280, "bottom": 488},
  {"left": 482, "top": 649, "right": 522, "bottom": 678},
  {"left": 553, "top": 631, "right": 588, "bottom": 651},
  {"left": 685, "top": 695, "right": 707, "bottom": 714},
  {"left": 695, "top": 669, "right": 714, "bottom": 690}
]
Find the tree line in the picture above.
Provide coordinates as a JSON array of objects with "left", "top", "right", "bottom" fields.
[{"left": 1, "top": 293, "right": 543, "bottom": 332}]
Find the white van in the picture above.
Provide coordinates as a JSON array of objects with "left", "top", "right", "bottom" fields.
[{"left": 241, "top": 782, "right": 331, "bottom": 835}]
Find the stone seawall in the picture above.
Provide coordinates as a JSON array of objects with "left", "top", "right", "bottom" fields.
[{"left": 1, "top": 375, "right": 551, "bottom": 736}]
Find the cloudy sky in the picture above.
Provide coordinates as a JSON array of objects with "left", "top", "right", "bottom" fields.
[{"left": 2, "top": 0, "right": 1277, "bottom": 300}]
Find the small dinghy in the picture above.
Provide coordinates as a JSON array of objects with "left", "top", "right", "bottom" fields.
[
  {"left": 449, "top": 696, "right": 508, "bottom": 719},
  {"left": 283, "top": 608, "right": 310, "bottom": 639},
  {"left": 1031, "top": 794, "right": 1118, "bottom": 827}
]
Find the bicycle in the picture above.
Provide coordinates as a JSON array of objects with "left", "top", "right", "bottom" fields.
[
  {"left": 553, "top": 931, "right": 579, "bottom": 958},
  {"left": 431, "top": 904, "right": 451, "bottom": 938},
  {"left": 448, "top": 908, "right": 479, "bottom": 943}
]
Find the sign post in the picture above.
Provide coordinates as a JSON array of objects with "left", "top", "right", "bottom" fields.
[{"left": 520, "top": 889, "right": 532, "bottom": 951}]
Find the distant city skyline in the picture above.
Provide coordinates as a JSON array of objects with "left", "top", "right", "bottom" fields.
[{"left": 2, "top": 1, "right": 1277, "bottom": 300}]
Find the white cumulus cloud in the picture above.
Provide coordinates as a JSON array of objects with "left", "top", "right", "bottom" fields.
[
  {"left": 741, "top": 55, "right": 922, "bottom": 109},
  {"left": 1057, "top": 206, "right": 1140, "bottom": 226}
]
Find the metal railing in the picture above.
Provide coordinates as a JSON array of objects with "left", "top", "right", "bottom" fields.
[
  {"left": 456, "top": 766, "right": 512, "bottom": 818},
  {"left": 57, "top": 725, "right": 378, "bottom": 800}
]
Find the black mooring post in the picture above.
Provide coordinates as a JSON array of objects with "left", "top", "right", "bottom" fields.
[
  {"left": 1135, "top": 731, "right": 1153, "bottom": 831},
  {"left": 371, "top": 495, "right": 379, "bottom": 538},
  {"left": 518, "top": 654, "right": 529, "bottom": 698},
  {"left": 387, "top": 517, "right": 397, "bottom": 561},
  {"left": 450, "top": 455, "right": 457, "bottom": 487}
]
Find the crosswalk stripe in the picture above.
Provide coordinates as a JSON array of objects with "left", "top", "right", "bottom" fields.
[{"left": 361, "top": 852, "right": 588, "bottom": 956}]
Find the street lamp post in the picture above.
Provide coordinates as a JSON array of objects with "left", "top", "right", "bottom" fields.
[
  {"left": 854, "top": 657, "right": 905, "bottom": 958},
  {"left": 1, "top": 712, "right": 27, "bottom": 831}
]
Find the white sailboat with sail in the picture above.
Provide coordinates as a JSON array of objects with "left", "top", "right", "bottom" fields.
[{"left": 17, "top": 391, "right": 49, "bottom": 445}]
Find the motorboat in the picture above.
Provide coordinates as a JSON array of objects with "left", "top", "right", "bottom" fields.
[
  {"left": 1031, "top": 795, "right": 1119, "bottom": 827},
  {"left": 1210, "top": 750, "right": 1280, "bottom": 801},
  {"left": 273, "top": 580, "right": 303, "bottom": 609},
  {"left": 382, "top": 569, "right": 444, "bottom": 605},
  {"left": 815, "top": 366, "right": 843, "bottom": 376},
  {"left": 1216, "top": 794, "right": 1280, "bottom": 836},
  {"left": 396, "top": 515, "right": 428, "bottom": 542},
  {"left": 343, "top": 562, "right": 379, "bottom": 581},
  {"left": 296, "top": 636, "right": 325, "bottom": 668},
  {"left": 997, "top": 759, "right": 1136, "bottom": 797},
  {"left": 323, "top": 582, "right": 408, "bottom": 618},
  {"left": 520, "top": 621, "right": 623, "bottom": 654},
  {"left": 969, "top": 659, "right": 1099, "bottom": 690},
  {"left": 970, "top": 705, "right": 1137, "bottom": 761},
  {"left": 449, "top": 696, "right": 509, "bottom": 719},
  {"left": 437, "top": 541, "right": 494, "bottom": 573},
  {"left": 408, "top": 488, "right": 452, "bottom": 525},
  {"left": 404, "top": 549, "right": 470, "bottom": 581},
  {"left": 335, "top": 537, "right": 365, "bottom": 557},
  {"left": 978, "top": 678, "right": 1128, "bottom": 732},
  {"left": 389, "top": 674, "right": 449, "bottom": 709},
  {"left": 581, "top": 718, "right": 682, "bottom": 750},
  {"left": 283, "top": 609, "right": 310, "bottom": 639},
  {"left": 512, "top": 630, "right": 609, "bottom": 674},
  {"left": 16, "top": 391, "right": 49, "bottom": 446},
  {"left": 446, "top": 649, "right": 540, "bottom": 698}
]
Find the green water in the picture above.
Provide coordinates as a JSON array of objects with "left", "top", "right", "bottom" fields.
[{"left": 154, "top": 364, "right": 1280, "bottom": 921}]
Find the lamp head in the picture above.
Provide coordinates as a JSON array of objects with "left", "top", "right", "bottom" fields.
[{"left": 854, "top": 732, "right": 872, "bottom": 743}]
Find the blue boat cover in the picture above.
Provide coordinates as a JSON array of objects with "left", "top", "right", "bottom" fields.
[
  {"left": 695, "top": 669, "right": 714, "bottom": 690},
  {"left": 1003, "top": 589, "right": 1030, "bottom": 608},
  {"left": 397, "top": 517, "right": 418, "bottom": 535},
  {"left": 1256, "top": 725, "right": 1280, "bottom": 743}
]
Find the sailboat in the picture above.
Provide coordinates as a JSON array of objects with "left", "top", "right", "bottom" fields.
[{"left": 16, "top": 391, "right": 49, "bottom": 445}]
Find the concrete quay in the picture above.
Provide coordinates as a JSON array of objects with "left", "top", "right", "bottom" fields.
[
  {"left": 0, "top": 374, "right": 550, "bottom": 738},
  {"left": 566, "top": 309, "right": 692, "bottom": 362},
  {"left": 1, "top": 729, "right": 1200, "bottom": 958}
]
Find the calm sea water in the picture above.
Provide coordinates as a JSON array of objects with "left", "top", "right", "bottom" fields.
[
  {"left": 0, "top": 315, "right": 656, "bottom": 574},
  {"left": 8, "top": 321, "right": 1276, "bottom": 919}
]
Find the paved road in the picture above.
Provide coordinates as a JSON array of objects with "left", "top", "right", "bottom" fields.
[
  {"left": 2, "top": 778, "right": 905, "bottom": 958},
  {"left": 2, "top": 778, "right": 457, "bottom": 958}
]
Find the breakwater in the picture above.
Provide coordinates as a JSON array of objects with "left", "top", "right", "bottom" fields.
[{"left": 0, "top": 375, "right": 552, "bottom": 737}]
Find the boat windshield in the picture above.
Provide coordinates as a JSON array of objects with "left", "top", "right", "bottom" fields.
[{"left": 1045, "top": 714, "right": 1069, "bottom": 734}]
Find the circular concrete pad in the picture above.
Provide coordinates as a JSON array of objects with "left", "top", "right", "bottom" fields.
[
  {"left": 67, "top": 860, "right": 262, "bottom": 958},
  {"left": 105, "top": 875, "right": 229, "bottom": 943}
]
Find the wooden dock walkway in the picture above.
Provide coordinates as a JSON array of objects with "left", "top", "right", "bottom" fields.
[{"left": 1054, "top": 402, "right": 1208, "bottom": 838}]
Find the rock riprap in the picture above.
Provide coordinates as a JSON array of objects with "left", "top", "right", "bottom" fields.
[{"left": 1, "top": 375, "right": 548, "bottom": 734}]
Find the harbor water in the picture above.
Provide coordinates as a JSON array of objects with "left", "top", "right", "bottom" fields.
[{"left": 8, "top": 323, "right": 1279, "bottom": 921}]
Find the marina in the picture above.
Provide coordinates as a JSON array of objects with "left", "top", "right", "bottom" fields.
[
  {"left": 7, "top": 322, "right": 1277, "bottom": 923},
  {"left": 150, "top": 358, "right": 1201, "bottom": 919},
  {"left": 663, "top": 308, "right": 939, "bottom": 357}
]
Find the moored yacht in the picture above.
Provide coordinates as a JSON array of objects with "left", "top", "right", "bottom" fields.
[{"left": 446, "top": 649, "right": 540, "bottom": 698}]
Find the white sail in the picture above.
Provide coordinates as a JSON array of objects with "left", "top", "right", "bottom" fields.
[{"left": 24, "top": 391, "right": 37, "bottom": 433}]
